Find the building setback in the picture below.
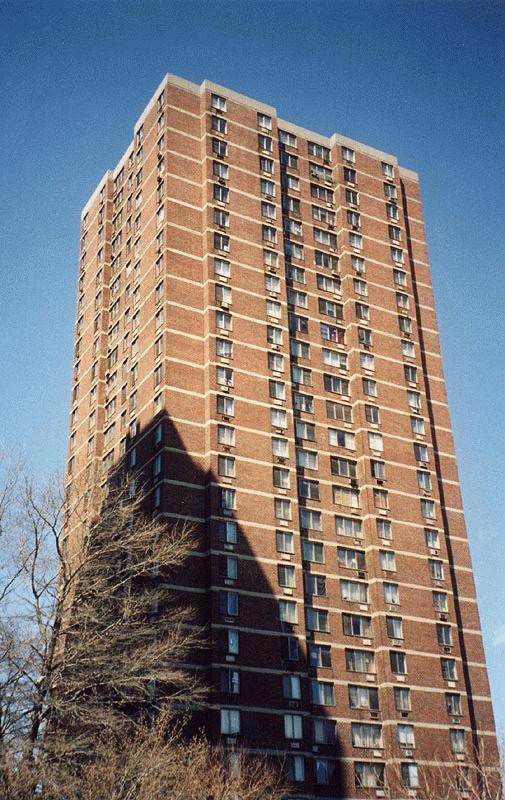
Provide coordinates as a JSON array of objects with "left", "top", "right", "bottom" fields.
[{"left": 67, "top": 74, "right": 497, "bottom": 797}]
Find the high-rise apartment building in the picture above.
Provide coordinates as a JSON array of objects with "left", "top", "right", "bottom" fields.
[{"left": 68, "top": 74, "right": 497, "bottom": 797}]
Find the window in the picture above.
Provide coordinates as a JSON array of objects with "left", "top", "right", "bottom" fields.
[
  {"left": 310, "top": 162, "right": 332, "bottom": 181},
  {"left": 333, "top": 485, "right": 359, "bottom": 508},
  {"left": 446, "top": 693, "right": 462, "bottom": 716},
  {"left": 352, "top": 722, "right": 382, "bottom": 748},
  {"left": 260, "top": 178, "right": 275, "bottom": 196},
  {"left": 315, "top": 250, "right": 338, "bottom": 270},
  {"left": 217, "top": 395, "right": 234, "bottom": 416},
  {"left": 296, "top": 449, "right": 317, "bottom": 470},
  {"left": 279, "top": 130, "right": 297, "bottom": 147},
  {"left": 224, "top": 628, "right": 239, "bottom": 656},
  {"left": 220, "top": 708, "right": 240, "bottom": 735},
  {"left": 404, "top": 364, "right": 417, "bottom": 383},
  {"left": 331, "top": 457, "right": 357, "bottom": 478},
  {"left": 312, "top": 205, "right": 335, "bottom": 224},
  {"left": 275, "top": 498, "right": 292, "bottom": 521},
  {"left": 306, "top": 607, "right": 329, "bottom": 632},
  {"left": 269, "top": 380, "right": 285, "bottom": 400},
  {"left": 266, "top": 299, "right": 281, "bottom": 318},
  {"left": 341, "top": 579, "right": 368, "bottom": 603},
  {"left": 384, "top": 182, "right": 397, "bottom": 200},
  {"left": 214, "top": 233, "right": 230, "bottom": 251},
  {"left": 267, "top": 325, "right": 283, "bottom": 345},
  {"left": 216, "top": 338, "right": 233, "bottom": 358},
  {"left": 290, "top": 339, "right": 310, "bottom": 358},
  {"left": 317, "top": 274, "right": 341, "bottom": 294},
  {"left": 441, "top": 658, "right": 457, "bottom": 681},
  {"left": 374, "top": 489, "right": 389, "bottom": 509},
  {"left": 284, "top": 713, "right": 303, "bottom": 741},
  {"left": 411, "top": 415, "right": 425, "bottom": 434},
  {"left": 391, "top": 246, "right": 404, "bottom": 263},
  {"left": 302, "top": 540, "right": 324, "bottom": 563},
  {"left": 342, "top": 146, "right": 355, "bottom": 162},
  {"left": 293, "top": 392, "right": 314, "bottom": 413},
  {"left": 211, "top": 93, "right": 226, "bottom": 112},
  {"left": 220, "top": 668, "right": 240, "bottom": 695},
  {"left": 390, "top": 650, "right": 407, "bottom": 674},
  {"left": 313, "top": 719, "right": 336, "bottom": 745},
  {"left": 421, "top": 499, "right": 436, "bottom": 519},
  {"left": 311, "top": 680, "right": 334, "bottom": 706},
  {"left": 425, "top": 528, "right": 440, "bottom": 549},
  {"left": 349, "top": 685, "right": 379, "bottom": 711},
  {"left": 414, "top": 443, "right": 429, "bottom": 462},
  {"left": 287, "top": 264, "right": 306, "bottom": 284},
  {"left": 219, "top": 520, "right": 238, "bottom": 545},
  {"left": 311, "top": 183, "right": 333, "bottom": 202},
  {"left": 358, "top": 327, "right": 372, "bottom": 347},
  {"left": 259, "top": 155, "right": 274, "bottom": 173},
  {"left": 343, "top": 613, "right": 372, "bottom": 638},
  {"left": 276, "top": 530, "right": 294, "bottom": 554},
  {"left": 348, "top": 210, "right": 361, "bottom": 229},
  {"left": 336, "top": 516, "right": 362, "bottom": 538},
  {"left": 326, "top": 400, "right": 352, "bottom": 422},
  {"left": 309, "top": 643, "right": 332, "bottom": 668},
  {"left": 362, "top": 379, "right": 377, "bottom": 397},
  {"left": 282, "top": 173, "right": 300, "bottom": 191},
  {"left": 220, "top": 487, "right": 236, "bottom": 511},
  {"left": 382, "top": 161, "right": 395, "bottom": 179},
  {"left": 308, "top": 141, "right": 330, "bottom": 160},
  {"left": 280, "top": 152, "right": 298, "bottom": 169},
  {"left": 215, "top": 257, "right": 230, "bottom": 278},
  {"left": 283, "top": 673, "right": 301, "bottom": 700},
  {"left": 343, "top": 166, "right": 357, "bottom": 183},
  {"left": 394, "top": 268, "right": 407, "bottom": 287},
  {"left": 292, "top": 366, "right": 312, "bottom": 386},
  {"left": 345, "top": 649, "right": 375, "bottom": 673},
  {"left": 278, "top": 564, "right": 296, "bottom": 589},
  {"left": 283, "top": 195, "right": 301, "bottom": 214},
  {"left": 360, "top": 352, "right": 375, "bottom": 371},
  {"left": 273, "top": 466, "right": 290, "bottom": 489},
  {"left": 304, "top": 573, "right": 326, "bottom": 596},
  {"left": 288, "top": 289, "right": 308, "bottom": 308},
  {"left": 387, "top": 616, "right": 403, "bottom": 639},
  {"left": 211, "top": 115, "right": 227, "bottom": 134},
  {"left": 213, "top": 161, "right": 229, "bottom": 179},
  {"left": 324, "top": 375, "right": 349, "bottom": 396},
  {"left": 417, "top": 471, "right": 432, "bottom": 491},
  {"left": 314, "top": 228, "right": 337, "bottom": 249},
  {"left": 219, "top": 590, "right": 238, "bottom": 616},
  {"left": 402, "top": 763, "right": 419, "bottom": 789},
  {"left": 436, "top": 623, "right": 452, "bottom": 646},
  {"left": 408, "top": 390, "right": 421, "bottom": 410},
  {"left": 380, "top": 550, "right": 396, "bottom": 572},
  {"left": 214, "top": 184, "right": 229, "bottom": 203},
  {"left": 319, "top": 298, "right": 343, "bottom": 320},
  {"left": 287, "top": 755, "right": 305, "bottom": 783},
  {"left": 383, "top": 582, "right": 399, "bottom": 605},
  {"left": 218, "top": 455, "right": 235, "bottom": 478},
  {"left": 394, "top": 686, "right": 411, "bottom": 711},
  {"left": 354, "top": 762, "right": 385, "bottom": 789},
  {"left": 365, "top": 405, "right": 380, "bottom": 425},
  {"left": 298, "top": 478, "right": 320, "bottom": 500},
  {"left": 279, "top": 599, "right": 297, "bottom": 624},
  {"left": 271, "top": 407, "right": 287, "bottom": 428},
  {"left": 300, "top": 508, "right": 321, "bottom": 530},
  {"left": 349, "top": 232, "right": 363, "bottom": 250},
  {"left": 376, "top": 518, "right": 392, "bottom": 540},
  {"left": 368, "top": 432, "right": 383, "bottom": 452},
  {"left": 295, "top": 419, "right": 315, "bottom": 440},
  {"left": 258, "top": 133, "right": 273, "bottom": 152},
  {"left": 216, "top": 366, "right": 233, "bottom": 387},
  {"left": 387, "top": 202, "right": 399, "bottom": 220},
  {"left": 429, "top": 559, "right": 444, "bottom": 581},
  {"left": 338, "top": 547, "right": 366, "bottom": 571},
  {"left": 328, "top": 428, "right": 355, "bottom": 449}
]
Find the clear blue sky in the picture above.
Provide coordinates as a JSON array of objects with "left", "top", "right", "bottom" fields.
[{"left": 0, "top": 0, "right": 503, "bottom": 735}]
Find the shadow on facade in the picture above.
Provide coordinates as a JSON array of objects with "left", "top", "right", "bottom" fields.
[{"left": 110, "top": 409, "right": 346, "bottom": 798}]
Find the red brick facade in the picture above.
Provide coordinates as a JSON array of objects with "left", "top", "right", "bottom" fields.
[{"left": 67, "top": 75, "right": 497, "bottom": 798}]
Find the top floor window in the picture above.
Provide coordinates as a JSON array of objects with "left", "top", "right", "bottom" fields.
[{"left": 211, "top": 93, "right": 227, "bottom": 112}]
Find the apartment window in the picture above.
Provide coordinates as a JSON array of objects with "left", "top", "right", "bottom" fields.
[
  {"left": 349, "top": 685, "right": 379, "bottom": 711},
  {"left": 336, "top": 516, "right": 362, "bottom": 539},
  {"left": 338, "top": 547, "right": 366, "bottom": 571},
  {"left": 257, "top": 112, "right": 271, "bottom": 129},
  {"left": 394, "top": 686, "right": 411, "bottom": 711},
  {"left": 220, "top": 487, "right": 236, "bottom": 511},
  {"left": 283, "top": 674, "right": 301, "bottom": 700},
  {"left": 275, "top": 498, "right": 292, "bottom": 521},
  {"left": 217, "top": 395, "right": 234, "bottom": 416},
  {"left": 304, "top": 573, "right": 326, "bottom": 597},
  {"left": 320, "top": 323, "right": 345, "bottom": 344},
  {"left": 287, "top": 265, "right": 306, "bottom": 284},
  {"left": 219, "top": 520, "right": 238, "bottom": 545},
  {"left": 216, "top": 338, "right": 233, "bottom": 358},
  {"left": 324, "top": 375, "right": 349, "bottom": 396},
  {"left": 417, "top": 471, "right": 432, "bottom": 492},
  {"left": 441, "top": 658, "right": 457, "bottom": 681},
  {"left": 283, "top": 174, "right": 300, "bottom": 191},
  {"left": 383, "top": 582, "right": 399, "bottom": 605},
  {"left": 261, "top": 201, "right": 276, "bottom": 219},
  {"left": 293, "top": 392, "right": 314, "bottom": 413},
  {"left": 421, "top": 499, "right": 436, "bottom": 519},
  {"left": 328, "top": 428, "right": 355, "bottom": 449},
  {"left": 394, "top": 268, "right": 407, "bottom": 287},
  {"left": 311, "top": 183, "right": 333, "bottom": 202},
  {"left": 446, "top": 693, "right": 462, "bottom": 716},
  {"left": 220, "top": 708, "right": 240, "bottom": 735},
  {"left": 214, "top": 184, "right": 229, "bottom": 203},
  {"left": 224, "top": 628, "right": 239, "bottom": 656},
  {"left": 265, "top": 273, "right": 281, "bottom": 293},
  {"left": 279, "top": 130, "right": 297, "bottom": 147},
  {"left": 390, "top": 651, "right": 407, "bottom": 675},
  {"left": 266, "top": 299, "right": 281, "bottom": 318},
  {"left": 284, "top": 713, "right": 302, "bottom": 740},
  {"left": 382, "top": 161, "right": 395, "bottom": 179},
  {"left": 271, "top": 407, "right": 287, "bottom": 428},
  {"left": 300, "top": 508, "right": 321, "bottom": 531},
  {"left": 298, "top": 478, "right": 320, "bottom": 500},
  {"left": 387, "top": 616, "right": 403, "bottom": 639},
  {"left": 315, "top": 250, "right": 338, "bottom": 270},
  {"left": 287, "top": 755, "right": 305, "bottom": 783},
  {"left": 358, "top": 327, "right": 372, "bottom": 347},
  {"left": 343, "top": 613, "right": 372, "bottom": 638},
  {"left": 387, "top": 202, "right": 399, "bottom": 220},
  {"left": 425, "top": 528, "right": 440, "bottom": 549},
  {"left": 258, "top": 133, "right": 273, "bottom": 152},
  {"left": 354, "top": 762, "right": 384, "bottom": 791},
  {"left": 326, "top": 400, "right": 352, "bottom": 422},
  {"left": 380, "top": 550, "right": 396, "bottom": 571},
  {"left": 218, "top": 455, "right": 235, "bottom": 478},
  {"left": 341, "top": 579, "right": 368, "bottom": 603},
  {"left": 296, "top": 449, "right": 318, "bottom": 470},
  {"left": 368, "top": 432, "right": 383, "bottom": 453},
  {"left": 278, "top": 564, "right": 296, "bottom": 589},
  {"left": 279, "top": 599, "right": 297, "bottom": 624},
  {"left": 402, "top": 339, "right": 416, "bottom": 358},
  {"left": 402, "top": 764, "right": 419, "bottom": 789},
  {"left": 349, "top": 232, "right": 363, "bottom": 250},
  {"left": 212, "top": 138, "right": 227, "bottom": 157},
  {"left": 219, "top": 590, "right": 238, "bottom": 616},
  {"left": 211, "top": 93, "right": 226, "bottom": 112},
  {"left": 309, "top": 643, "right": 332, "bottom": 668},
  {"left": 429, "top": 559, "right": 444, "bottom": 581},
  {"left": 308, "top": 141, "right": 330, "bottom": 161},
  {"left": 365, "top": 405, "right": 380, "bottom": 425},
  {"left": 220, "top": 555, "right": 238, "bottom": 580},
  {"left": 306, "top": 607, "right": 329, "bottom": 632},
  {"left": 283, "top": 195, "right": 301, "bottom": 215},
  {"left": 310, "top": 162, "right": 332, "bottom": 181},
  {"left": 290, "top": 339, "right": 310, "bottom": 358},
  {"left": 311, "top": 680, "right": 334, "bottom": 706},
  {"left": 391, "top": 246, "right": 404, "bottom": 263},
  {"left": 259, "top": 156, "right": 274, "bottom": 173},
  {"left": 214, "top": 233, "right": 230, "bottom": 251},
  {"left": 302, "top": 540, "right": 324, "bottom": 563},
  {"left": 220, "top": 668, "right": 240, "bottom": 695},
  {"left": 331, "top": 457, "right": 357, "bottom": 478},
  {"left": 360, "top": 353, "right": 375, "bottom": 372},
  {"left": 213, "top": 160, "right": 229, "bottom": 179},
  {"left": 280, "top": 152, "right": 299, "bottom": 169},
  {"left": 437, "top": 623, "right": 452, "bottom": 646},
  {"left": 267, "top": 325, "right": 283, "bottom": 345},
  {"left": 269, "top": 380, "right": 286, "bottom": 400},
  {"left": 319, "top": 298, "right": 343, "bottom": 320},
  {"left": 211, "top": 115, "right": 227, "bottom": 134},
  {"left": 312, "top": 205, "right": 335, "bottom": 224},
  {"left": 333, "top": 485, "right": 359, "bottom": 509},
  {"left": 408, "top": 390, "right": 421, "bottom": 410},
  {"left": 276, "top": 529, "right": 294, "bottom": 554},
  {"left": 289, "top": 289, "right": 308, "bottom": 308},
  {"left": 404, "top": 365, "right": 417, "bottom": 383},
  {"left": 215, "top": 310, "right": 232, "bottom": 331},
  {"left": 272, "top": 437, "right": 289, "bottom": 458},
  {"left": 273, "top": 466, "right": 290, "bottom": 489},
  {"left": 376, "top": 518, "right": 392, "bottom": 540},
  {"left": 346, "top": 649, "right": 375, "bottom": 673},
  {"left": 374, "top": 489, "right": 389, "bottom": 510},
  {"left": 414, "top": 444, "right": 429, "bottom": 464},
  {"left": 351, "top": 722, "right": 382, "bottom": 748},
  {"left": 411, "top": 415, "right": 425, "bottom": 434},
  {"left": 216, "top": 366, "right": 233, "bottom": 387},
  {"left": 384, "top": 182, "right": 397, "bottom": 199},
  {"left": 295, "top": 419, "right": 315, "bottom": 439},
  {"left": 313, "top": 719, "right": 336, "bottom": 745},
  {"left": 317, "top": 274, "right": 341, "bottom": 294},
  {"left": 260, "top": 178, "right": 275, "bottom": 196}
]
